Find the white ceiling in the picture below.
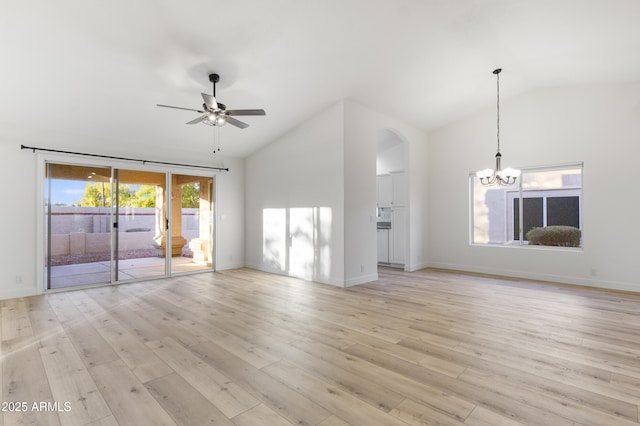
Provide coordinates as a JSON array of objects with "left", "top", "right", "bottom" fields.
[{"left": 2, "top": 0, "right": 640, "bottom": 160}]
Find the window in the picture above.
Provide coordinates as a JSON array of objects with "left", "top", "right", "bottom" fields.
[{"left": 471, "top": 163, "right": 583, "bottom": 248}]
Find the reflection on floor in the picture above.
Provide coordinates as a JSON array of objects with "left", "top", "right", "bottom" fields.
[{"left": 49, "top": 257, "right": 209, "bottom": 289}]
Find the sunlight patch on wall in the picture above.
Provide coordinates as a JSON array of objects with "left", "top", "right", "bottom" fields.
[
  {"left": 289, "top": 208, "right": 315, "bottom": 280},
  {"left": 317, "top": 207, "right": 332, "bottom": 280},
  {"left": 262, "top": 207, "right": 332, "bottom": 282},
  {"left": 263, "top": 208, "right": 287, "bottom": 272}
]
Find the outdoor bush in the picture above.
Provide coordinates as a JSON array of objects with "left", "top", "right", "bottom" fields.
[{"left": 526, "top": 226, "right": 581, "bottom": 247}]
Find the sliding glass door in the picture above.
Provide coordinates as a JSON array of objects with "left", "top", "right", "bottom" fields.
[
  {"left": 170, "top": 173, "right": 214, "bottom": 273},
  {"left": 45, "top": 163, "right": 114, "bottom": 289},
  {"left": 44, "top": 162, "right": 214, "bottom": 290},
  {"left": 114, "top": 169, "right": 168, "bottom": 281}
]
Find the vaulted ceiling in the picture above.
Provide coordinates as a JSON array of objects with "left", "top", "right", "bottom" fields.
[{"left": 2, "top": 0, "right": 639, "bottom": 159}]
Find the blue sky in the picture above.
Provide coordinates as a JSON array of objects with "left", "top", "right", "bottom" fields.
[
  {"left": 50, "top": 180, "right": 144, "bottom": 205},
  {"left": 51, "top": 180, "right": 88, "bottom": 205}
]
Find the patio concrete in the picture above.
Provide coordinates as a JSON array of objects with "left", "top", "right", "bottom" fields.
[{"left": 49, "top": 256, "right": 210, "bottom": 289}]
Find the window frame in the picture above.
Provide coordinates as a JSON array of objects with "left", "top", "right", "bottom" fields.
[
  {"left": 470, "top": 162, "right": 584, "bottom": 250},
  {"left": 506, "top": 189, "right": 582, "bottom": 243}
]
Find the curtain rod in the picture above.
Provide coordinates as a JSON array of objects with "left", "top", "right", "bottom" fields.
[{"left": 20, "top": 144, "right": 229, "bottom": 172}]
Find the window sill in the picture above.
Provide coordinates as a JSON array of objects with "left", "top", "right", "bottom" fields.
[{"left": 470, "top": 242, "right": 583, "bottom": 252}]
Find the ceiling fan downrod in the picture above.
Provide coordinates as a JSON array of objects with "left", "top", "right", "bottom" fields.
[{"left": 209, "top": 73, "right": 219, "bottom": 98}]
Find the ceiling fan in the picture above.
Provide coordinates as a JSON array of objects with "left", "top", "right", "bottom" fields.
[{"left": 157, "top": 73, "right": 266, "bottom": 129}]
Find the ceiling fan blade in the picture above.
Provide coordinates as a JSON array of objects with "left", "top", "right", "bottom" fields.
[
  {"left": 226, "top": 109, "right": 266, "bottom": 116},
  {"left": 186, "top": 116, "right": 206, "bottom": 125},
  {"left": 201, "top": 93, "right": 217, "bottom": 110},
  {"left": 157, "top": 104, "right": 204, "bottom": 113},
  {"left": 226, "top": 116, "right": 249, "bottom": 129}
]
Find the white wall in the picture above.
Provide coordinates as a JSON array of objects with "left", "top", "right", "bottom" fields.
[
  {"left": 215, "top": 157, "right": 245, "bottom": 270},
  {"left": 343, "top": 101, "right": 379, "bottom": 285},
  {"left": 407, "top": 128, "right": 429, "bottom": 271},
  {"left": 244, "top": 102, "right": 346, "bottom": 286},
  {"left": 344, "top": 100, "right": 429, "bottom": 281},
  {"left": 0, "top": 143, "right": 39, "bottom": 299},
  {"left": 427, "top": 82, "right": 640, "bottom": 291},
  {"left": 0, "top": 139, "right": 245, "bottom": 299},
  {"left": 244, "top": 100, "right": 429, "bottom": 287}
]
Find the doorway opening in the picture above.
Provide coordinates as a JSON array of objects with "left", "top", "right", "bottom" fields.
[{"left": 376, "top": 128, "right": 407, "bottom": 269}]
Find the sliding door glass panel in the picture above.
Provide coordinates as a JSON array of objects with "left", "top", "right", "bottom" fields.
[
  {"left": 114, "top": 169, "right": 167, "bottom": 281},
  {"left": 45, "top": 163, "right": 113, "bottom": 289},
  {"left": 170, "top": 174, "right": 214, "bottom": 273}
]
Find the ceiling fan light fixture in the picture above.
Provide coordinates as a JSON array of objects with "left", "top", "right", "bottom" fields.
[
  {"left": 204, "top": 112, "right": 226, "bottom": 127},
  {"left": 156, "top": 72, "right": 265, "bottom": 154}
]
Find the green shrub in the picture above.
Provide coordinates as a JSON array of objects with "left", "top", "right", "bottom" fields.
[{"left": 526, "top": 226, "right": 581, "bottom": 247}]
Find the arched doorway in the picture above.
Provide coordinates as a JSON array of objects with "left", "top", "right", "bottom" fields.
[{"left": 376, "top": 129, "right": 407, "bottom": 269}]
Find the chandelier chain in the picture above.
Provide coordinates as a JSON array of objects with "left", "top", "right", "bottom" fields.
[
  {"left": 496, "top": 70, "right": 500, "bottom": 154},
  {"left": 476, "top": 67, "right": 519, "bottom": 186}
]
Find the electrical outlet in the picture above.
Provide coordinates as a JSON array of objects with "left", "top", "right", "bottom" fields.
[
  {"left": 360, "top": 265, "right": 364, "bottom": 272},
  {"left": 16, "top": 275, "right": 23, "bottom": 285},
  {"left": 590, "top": 268, "right": 597, "bottom": 277}
]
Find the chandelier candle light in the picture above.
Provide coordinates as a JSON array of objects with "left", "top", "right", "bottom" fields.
[{"left": 476, "top": 68, "right": 520, "bottom": 186}]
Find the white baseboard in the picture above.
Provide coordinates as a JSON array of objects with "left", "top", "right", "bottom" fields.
[
  {"left": 215, "top": 262, "right": 246, "bottom": 271},
  {"left": 406, "top": 261, "right": 430, "bottom": 272},
  {"left": 244, "top": 263, "right": 348, "bottom": 287},
  {"left": 344, "top": 273, "right": 378, "bottom": 287},
  {"left": 0, "top": 287, "right": 39, "bottom": 300},
  {"left": 426, "top": 261, "right": 640, "bottom": 293}
]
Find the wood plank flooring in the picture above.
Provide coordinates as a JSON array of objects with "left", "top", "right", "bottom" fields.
[{"left": 2, "top": 267, "right": 640, "bottom": 425}]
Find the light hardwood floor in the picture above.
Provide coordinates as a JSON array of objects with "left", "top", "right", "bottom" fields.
[{"left": 2, "top": 267, "right": 640, "bottom": 425}]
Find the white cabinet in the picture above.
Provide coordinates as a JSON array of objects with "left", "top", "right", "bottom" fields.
[
  {"left": 377, "top": 229, "right": 389, "bottom": 263},
  {"left": 391, "top": 172, "right": 407, "bottom": 206},
  {"left": 377, "top": 172, "right": 406, "bottom": 266},
  {"left": 390, "top": 207, "right": 405, "bottom": 264},
  {"left": 376, "top": 175, "right": 393, "bottom": 206},
  {"left": 376, "top": 172, "right": 406, "bottom": 206}
]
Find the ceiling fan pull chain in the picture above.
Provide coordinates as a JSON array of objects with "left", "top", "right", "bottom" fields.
[{"left": 213, "top": 126, "right": 217, "bottom": 154}]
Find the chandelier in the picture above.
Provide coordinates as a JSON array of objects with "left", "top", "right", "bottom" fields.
[{"left": 476, "top": 68, "right": 520, "bottom": 186}]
